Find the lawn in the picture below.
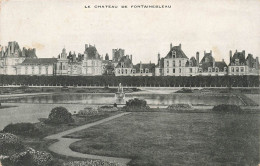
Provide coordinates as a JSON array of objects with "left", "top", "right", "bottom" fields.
[{"left": 67, "top": 112, "right": 260, "bottom": 166}]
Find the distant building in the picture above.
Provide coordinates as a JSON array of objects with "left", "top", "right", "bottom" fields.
[
  {"left": 112, "top": 48, "right": 125, "bottom": 62},
  {"left": 133, "top": 62, "right": 155, "bottom": 76},
  {"left": 0, "top": 41, "right": 37, "bottom": 75},
  {"left": 17, "top": 58, "right": 57, "bottom": 75},
  {"left": 114, "top": 55, "right": 134, "bottom": 76},
  {"left": 198, "top": 51, "right": 228, "bottom": 76},
  {"left": 155, "top": 43, "right": 190, "bottom": 76},
  {"left": 228, "top": 50, "right": 259, "bottom": 75}
]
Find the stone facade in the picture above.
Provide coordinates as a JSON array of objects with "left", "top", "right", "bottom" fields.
[{"left": 228, "top": 50, "right": 259, "bottom": 75}]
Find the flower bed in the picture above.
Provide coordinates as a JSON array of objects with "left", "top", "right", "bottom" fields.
[
  {"left": 0, "top": 133, "right": 25, "bottom": 156},
  {"left": 10, "top": 147, "right": 53, "bottom": 166},
  {"left": 167, "top": 104, "right": 193, "bottom": 111},
  {"left": 63, "top": 160, "right": 123, "bottom": 166}
]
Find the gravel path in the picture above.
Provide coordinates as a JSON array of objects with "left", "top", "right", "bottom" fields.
[{"left": 45, "top": 112, "right": 131, "bottom": 166}]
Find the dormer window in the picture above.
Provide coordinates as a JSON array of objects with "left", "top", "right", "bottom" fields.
[
  {"left": 172, "top": 51, "right": 176, "bottom": 58},
  {"left": 235, "top": 59, "right": 239, "bottom": 65},
  {"left": 132, "top": 69, "right": 136, "bottom": 73},
  {"left": 121, "top": 62, "right": 124, "bottom": 68},
  {"left": 145, "top": 69, "right": 149, "bottom": 73},
  {"left": 208, "top": 67, "right": 212, "bottom": 72},
  {"left": 215, "top": 67, "right": 219, "bottom": 72}
]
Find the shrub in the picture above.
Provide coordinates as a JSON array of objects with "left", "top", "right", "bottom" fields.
[
  {"left": 123, "top": 98, "right": 150, "bottom": 112},
  {"left": 175, "top": 88, "right": 193, "bottom": 93},
  {"left": 0, "top": 133, "right": 25, "bottom": 156},
  {"left": 212, "top": 104, "right": 243, "bottom": 113},
  {"left": 126, "top": 98, "right": 147, "bottom": 107},
  {"left": 47, "top": 107, "right": 74, "bottom": 124},
  {"left": 167, "top": 104, "right": 193, "bottom": 111},
  {"left": 3, "top": 123, "right": 42, "bottom": 137}
]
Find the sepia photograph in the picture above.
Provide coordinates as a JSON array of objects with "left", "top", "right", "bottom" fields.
[{"left": 0, "top": 0, "right": 259, "bottom": 165}]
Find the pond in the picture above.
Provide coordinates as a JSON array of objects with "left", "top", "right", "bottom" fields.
[{"left": 0, "top": 92, "right": 244, "bottom": 106}]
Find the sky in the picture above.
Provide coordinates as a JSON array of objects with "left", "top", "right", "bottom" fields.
[{"left": 0, "top": 0, "right": 259, "bottom": 64}]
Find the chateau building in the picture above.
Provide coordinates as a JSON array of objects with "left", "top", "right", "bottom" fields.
[
  {"left": 0, "top": 41, "right": 259, "bottom": 77},
  {"left": 228, "top": 50, "right": 259, "bottom": 75},
  {"left": 155, "top": 44, "right": 193, "bottom": 76},
  {"left": 198, "top": 51, "right": 228, "bottom": 76},
  {"left": 133, "top": 62, "right": 155, "bottom": 76},
  {"left": 114, "top": 55, "right": 134, "bottom": 76},
  {"left": 0, "top": 41, "right": 37, "bottom": 75},
  {"left": 56, "top": 44, "right": 102, "bottom": 76}
]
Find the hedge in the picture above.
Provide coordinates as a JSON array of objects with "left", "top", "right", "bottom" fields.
[{"left": 0, "top": 75, "right": 259, "bottom": 87}]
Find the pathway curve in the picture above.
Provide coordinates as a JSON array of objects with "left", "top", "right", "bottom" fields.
[{"left": 45, "top": 112, "right": 131, "bottom": 166}]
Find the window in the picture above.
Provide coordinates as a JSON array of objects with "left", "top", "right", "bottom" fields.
[
  {"left": 121, "top": 62, "right": 124, "bottom": 68},
  {"left": 125, "top": 69, "right": 127, "bottom": 74},
  {"left": 172, "top": 60, "right": 175, "bottom": 67},
  {"left": 199, "top": 68, "right": 202, "bottom": 73},
  {"left": 32, "top": 66, "right": 34, "bottom": 75},
  {"left": 179, "top": 68, "right": 181, "bottom": 73},
  {"left": 236, "top": 67, "right": 239, "bottom": 72},
  {"left": 46, "top": 66, "right": 48, "bottom": 75},
  {"left": 39, "top": 66, "right": 41, "bottom": 74},
  {"left": 240, "top": 67, "right": 244, "bottom": 72},
  {"left": 231, "top": 67, "right": 234, "bottom": 72},
  {"left": 189, "top": 68, "right": 192, "bottom": 73},
  {"left": 145, "top": 69, "right": 149, "bottom": 73},
  {"left": 167, "top": 69, "right": 169, "bottom": 73},
  {"left": 118, "top": 69, "right": 120, "bottom": 74},
  {"left": 224, "top": 67, "right": 227, "bottom": 72},
  {"left": 25, "top": 66, "right": 28, "bottom": 74},
  {"left": 179, "top": 60, "right": 181, "bottom": 67},
  {"left": 132, "top": 69, "right": 136, "bottom": 73},
  {"left": 159, "top": 69, "right": 162, "bottom": 73},
  {"left": 167, "top": 61, "right": 169, "bottom": 67},
  {"left": 173, "top": 68, "right": 175, "bottom": 73},
  {"left": 215, "top": 68, "right": 219, "bottom": 72},
  {"left": 141, "top": 69, "right": 143, "bottom": 73}
]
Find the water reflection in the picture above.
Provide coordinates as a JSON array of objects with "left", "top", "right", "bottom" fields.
[{"left": 1, "top": 93, "right": 244, "bottom": 106}]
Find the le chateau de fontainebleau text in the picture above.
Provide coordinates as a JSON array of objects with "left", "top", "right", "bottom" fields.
[{"left": 84, "top": 5, "right": 172, "bottom": 9}]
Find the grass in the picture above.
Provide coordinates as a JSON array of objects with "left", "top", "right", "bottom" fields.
[
  {"left": 67, "top": 112, "right": 260, "bottom": 166},
  {"left": 0, "top": 111, "right": 122, "bottom": 166}
]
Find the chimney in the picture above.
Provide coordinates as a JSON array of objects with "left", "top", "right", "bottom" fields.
[
  {"left": 11, "top": 42, "right": 14, "bottom": 54},
  {"left": 196, "top": 52, "right": 199, "bottom": 66},
  {"left": 222, "top": 59, "right": 225, "bottom": 62},
  {"left": 229, "top": 50, "right": 232, "bottom": 64},
  {"left": 85, "top": 44, "right": 88, "bottom": 50},
  {"left": 140, "top": 61, "right": 142, "bottom": 69},
  {"left": 213, "top": 58, "right": 215, "bottom": 68},
  {"left": 130, "top": 54, "right": 132, "bottom": 62},
  {"left": 210, "top": 50, "right": 212, "bottom": 55},
  {"left": 242, "top": 50, "right": 245, "bottom": 56},
  {"left": 170, "top": 43, "right": 172, "bottom": 50},
  {"left": 179, "top": 43, "right": 181, "bottom": 49},
  {"left": 204, "top": 51, "right": 206, "bottom": 55},
  {"left": 235, "top": 49, "right": 237, "bottom": 53}
]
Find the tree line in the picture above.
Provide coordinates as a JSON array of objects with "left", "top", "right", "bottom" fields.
[{"left": 0, "top": 75, "right": 259, "bottom": 87}]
